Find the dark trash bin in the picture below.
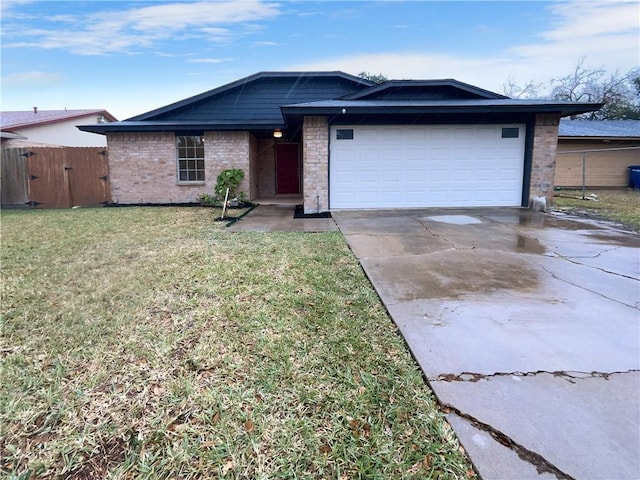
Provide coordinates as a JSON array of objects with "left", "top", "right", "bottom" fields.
[{"left": 628, "top": 166, "right": 640, "bottom": 189}]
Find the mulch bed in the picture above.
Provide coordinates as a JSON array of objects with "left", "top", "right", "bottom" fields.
[{"left": 294, "top": 205, "right": 332, "bottom": 219}]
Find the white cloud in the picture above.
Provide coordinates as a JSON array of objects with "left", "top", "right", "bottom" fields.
[
  {"left": 541, "top": 1, "right": 638, "bottom": 41},
  {"left": 253, "top": 40, "right": 279, "bottom": 46},
  {"left": 297, "top": 11, "right": 323, "bottom": 17},
  {"left": 287, "top": 0, "right": 639, "bottom": 94},
  {"left": 121, "top": 1, "right": 278, "bottom": 32},
  {"left": 3, "top": 1, "right": 281, "bottom": 55},
  {"left": 287, "top": 52, "right": 512, "bottom": 88},
  {"left": 187, "top": 58, "right": 233, "bottom": 63},
  {"left": 507, "top": 0, "right": 639, "bottom": 74},
  {"left": 0, "top": 0, "right": 35, "bottom": 14},
  {"left": 0, "top": 70, "right": 63, "bottom": 87}
]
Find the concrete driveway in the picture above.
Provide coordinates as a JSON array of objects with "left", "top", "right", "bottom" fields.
[{"left": 333, "top": 208, "right": 640, "bottom": 480}]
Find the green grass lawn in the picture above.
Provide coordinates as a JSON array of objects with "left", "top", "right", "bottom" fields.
[
  {"left": 1, "top": 207, "right": 475, "bottom": 479},
  {"left": 553, "top": 189, "right": 640, "bottom": 232}
]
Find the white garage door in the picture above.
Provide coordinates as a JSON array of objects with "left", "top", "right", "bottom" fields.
[{"left": 329, "top": 124, "right": 526, "bottom": 209}]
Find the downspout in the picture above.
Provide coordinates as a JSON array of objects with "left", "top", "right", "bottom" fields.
[
  {"left": 521, "top": 119, "right": 535, "bottom": 207},
  {"left": 326, "top": 119, "right": 331, "bottom": 213}
]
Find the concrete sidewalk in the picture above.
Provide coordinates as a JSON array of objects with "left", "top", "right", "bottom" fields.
[
  {"left": 333, "top": 208, "right": 640, "bottom": 480},
  {"left": 227, "top": 204, "right": 338, "bottom": 232}
]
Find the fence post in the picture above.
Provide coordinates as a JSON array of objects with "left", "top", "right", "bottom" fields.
[{"left": 581, "top": 151, "right": 587, "bottom": 200}]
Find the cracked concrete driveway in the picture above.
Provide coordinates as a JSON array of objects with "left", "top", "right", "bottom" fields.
[{"left": 333, "top": 208, "right": 640, "bottom": 480}]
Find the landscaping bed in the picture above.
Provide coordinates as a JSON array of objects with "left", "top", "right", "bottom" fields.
[{"left": 1, "top": 207, "right": 475, "bottom": 479}]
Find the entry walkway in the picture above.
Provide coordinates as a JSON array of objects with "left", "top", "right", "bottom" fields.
[{"left": 227, "top": 204, "right": 338, "bottom": 232}]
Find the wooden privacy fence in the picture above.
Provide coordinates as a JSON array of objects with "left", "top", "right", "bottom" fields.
[{"left": 1, "top": 147, "right": 111, "bottom": 208}]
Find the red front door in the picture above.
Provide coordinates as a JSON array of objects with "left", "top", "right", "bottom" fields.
[{"left": 276, "top": 143, "right": 300, "bottom": 194}]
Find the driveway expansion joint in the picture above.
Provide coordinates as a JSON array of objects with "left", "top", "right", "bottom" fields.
[
  {"left": 560, "top": 254, "right": 640, "bottom": 281},
  {"left": 444, "top": 404, "right": 576, "bottom": 480},
  {"left": 419, "top": 222, "right": 458, "bottom": 248},
  {"left": 431, "top": 370, "right": 639, "bottom": 384},
  {"left": 525, "top": 256, "right": 640, "bottom": 308}
]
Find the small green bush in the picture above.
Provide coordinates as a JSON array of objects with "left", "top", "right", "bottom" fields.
[
  {"left": 198, "top": 169, "right": 248, "bottom": 207},
  {"left": 215, "top": 169, "right": 245, "bottom": 201},
  {"left": 197, "top": 193, "right": 219, "bottom": 207}
]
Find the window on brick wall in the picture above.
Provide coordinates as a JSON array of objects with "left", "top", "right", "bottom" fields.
[{"left": 176, "top": 135, "right": 205, "bottom": 182}]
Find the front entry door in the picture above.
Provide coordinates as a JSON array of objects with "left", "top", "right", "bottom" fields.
[{"left": 276, "top": 143, "right": 300, "bottom": 194}]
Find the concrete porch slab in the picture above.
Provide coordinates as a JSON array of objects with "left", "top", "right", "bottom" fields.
[{"left": 227, "top": 204, "right": 338, "bottom": 232}]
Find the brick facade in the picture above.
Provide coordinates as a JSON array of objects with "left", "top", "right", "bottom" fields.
[
  {"left": 108, "top": 133, "right": 179, "bottom": 203},
  {"left": 205, "top": 131, "right": 253, "bottom": 200},
  {"left": 248, "top": 134, "right": 258, "bottom": 199},
  {"left": 302, "top": 116, "right": 329, "bottom": 213},
  {"left": 106, "top": 131, "right": 254, "bottom": 204},
  {"left": 108, "top": 115, "right": 562, "bottom": 209},
  {"left": 257, "top": 138, "right": 276, "bottom": 197},
  {"left": 530, "top": 114, "right": 561, "bottom": 206}
]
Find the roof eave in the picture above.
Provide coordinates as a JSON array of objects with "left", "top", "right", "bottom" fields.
[
  {"left": 559, "top": 135, "right": 640, "bottom": 141},
  {"left": 281, "top": 103, "right": 602, "bottom": 117},
  {"left": 0, "top": 131, "right": 28, "bottom": 139},
  {"left": 78, "top": 121, "right": 286, "bottom": 134}
]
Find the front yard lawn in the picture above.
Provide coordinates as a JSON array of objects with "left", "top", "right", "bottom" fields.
[{"left": 1, "top": 207, "right": 475, "bottom": 479}]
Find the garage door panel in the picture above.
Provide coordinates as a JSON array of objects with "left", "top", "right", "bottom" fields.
[
  {"left": 404, "top": 128, "right": 429, "bottom": 141},
  {"left": 330, "top": 125, "right": 525, "bottom": 208},
  {"left": 406, "top": 171, "right": 426, "bottom": 182},
  {"left": 382, "top": 169, "right": 402, "bottom": 181},
  {"left": 406, "top": 190, "right": 425, "bottom": 201}
]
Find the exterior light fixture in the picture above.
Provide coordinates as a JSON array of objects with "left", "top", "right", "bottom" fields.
[{"left": 273, "top": 129, "right": 283, "bottom": 138}]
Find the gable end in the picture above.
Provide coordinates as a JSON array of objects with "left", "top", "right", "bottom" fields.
[
  {"left": 341, "top": 79, "right": 508, "bottom": 101},
  {"left": 129, "top": 71, "right": 374, "bottom": 123}
]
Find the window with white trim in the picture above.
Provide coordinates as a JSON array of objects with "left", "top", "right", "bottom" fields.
[{"left": 176, "top": 135, "right": 205, "bottom": 182}]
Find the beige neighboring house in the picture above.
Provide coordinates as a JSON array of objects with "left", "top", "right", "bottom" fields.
[
  {"left": 1, "top": 108, "right": 117, "bottom": 147},
  {"left": 556, "top": 119, "right": 640, "bottom": 188}
]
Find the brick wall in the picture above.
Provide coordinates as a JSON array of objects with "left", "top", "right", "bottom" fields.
[
  {"left": 302, "top": 116, "right": 329, "bottom": 213},
  {"left": 205, "top": 131, "right": 253, "bottom": 200},
  {"left": 107, "top": 133, "right": 182, "bottom": 203},
  {"left": 248, "top": 134, "right": 258, "bottom": 199},
  {"left": 530, "top": 114, "right": 561, "bottom": 206},
  {"left": 106, "top": 131, "right": 254, "bottom": 204},
  {"left": 257, "top": 138, "right": 276, "bottom": 197}
]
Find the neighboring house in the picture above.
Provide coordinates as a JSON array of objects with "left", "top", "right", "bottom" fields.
[
  {"left": 556, "top": 119, "right": 640, "bottom": 188},
  {"left": 79, "top": 71, "right": 599, "bottom": 213},
  {"left": 1, "top": 109, "right": 117, "bottom": 147}
]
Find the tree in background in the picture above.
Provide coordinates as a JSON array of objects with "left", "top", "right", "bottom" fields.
[
  {"left": 502, "top": 77, "right": 544, "bottom": 99},
  {"left": 502, "top": 59, "right": 640, "bottom": 120},
  {"left": 358, "top": 72, "right": 388, "bottom": 84}
]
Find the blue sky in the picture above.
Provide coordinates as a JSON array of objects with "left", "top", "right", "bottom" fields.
[{"left": 1, "top": 0, "right": 638, "bottom": 120}]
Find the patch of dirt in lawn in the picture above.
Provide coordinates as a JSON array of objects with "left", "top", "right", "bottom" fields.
[{"left": 67, "top": 438, "right": 128, "bottom": 480}]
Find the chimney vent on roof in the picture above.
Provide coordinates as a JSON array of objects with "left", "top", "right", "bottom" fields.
[{"left": 33, "top": 107, "right": 38, "bottom": 114}]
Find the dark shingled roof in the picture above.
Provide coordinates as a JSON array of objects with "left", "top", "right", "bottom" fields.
[
  {"left": 77, "top": 72, "right": 603, "bottom": 135},
  {"left": 559, "top": 119, "right": 640, "bottom": 138},
  {"left": 340, "top": 79, "right": 509, "bottom": 100},
  {"left": 128, "top": 71, "right": 373, "bottom": 123}
]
